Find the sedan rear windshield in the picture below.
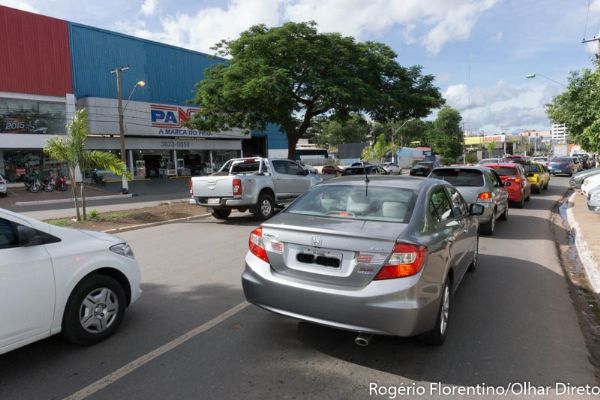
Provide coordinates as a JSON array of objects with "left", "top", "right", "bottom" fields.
[
  {"left": 523, "top": 164, "right": 541, "bottom": 173},
  {"left": 430, "top": 169, "right": 484, "bottom": 187},
  {"left": 286, "top": 185, "right": 416, "bottom": 223},
  {"left": 552, "top": 157, "right": 572, "bottom": 163},
  {"left": 490, "top": 167, "right": 518, "bottom": 176}
]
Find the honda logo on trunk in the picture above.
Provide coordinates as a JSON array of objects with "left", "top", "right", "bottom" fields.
[{"left": 312, "top": 236, "right": 323, "bottom": 247}]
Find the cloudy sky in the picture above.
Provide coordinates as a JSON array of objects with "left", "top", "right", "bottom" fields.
[{"left": 2, "top": 0, "right": 599, "bottom": 133}]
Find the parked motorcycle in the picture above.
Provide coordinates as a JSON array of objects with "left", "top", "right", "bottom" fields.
[
  {"left": 56, "top": 175, "right": 68, "bottom": 191},
  {"left": 23, "top": 175, "right": 41, "bottom": 193},
  {"left": 41, "top": 176, "right": 55, "bottom": 192},
  {"left": 91, "top": 170, "right": 105, "bottom": 186}
]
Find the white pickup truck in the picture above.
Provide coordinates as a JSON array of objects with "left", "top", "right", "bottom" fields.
[{"left": 191, "top": 157, "right": 322, "bottom": 220}]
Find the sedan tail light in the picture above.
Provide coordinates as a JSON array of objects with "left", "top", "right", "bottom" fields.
[
  {"left": 249, "top": 227, "right": 269, "bottom": 263},
  {"left": 477, "top": 191, "right": 492, "bottom": 201},
  {"left": 374, "top": 243, "right": 427, "bottom": 280},
  {"left": 188, "top": 179, "right": 193, "bottom": 196},
  {"left": 233, "top": 178, "right": 242, "bottom": 197}
]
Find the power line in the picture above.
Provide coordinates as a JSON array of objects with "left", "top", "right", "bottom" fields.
[{"left": 584, "top": 0, "right": 592, "bottom": 40}]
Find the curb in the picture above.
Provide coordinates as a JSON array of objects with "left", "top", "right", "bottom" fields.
[
  {"left": 101, "top": 213, "right": 212, "bottom": 234},
  {"left": 15, "top": 194, "right": 133, "bottom": 206},
  {"left": 565, "top": 192, "right": 600, "bottom": 293}
]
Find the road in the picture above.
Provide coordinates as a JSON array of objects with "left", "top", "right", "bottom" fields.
[{"left": 0, "top": 177, "right": 597, "bottom": 399}]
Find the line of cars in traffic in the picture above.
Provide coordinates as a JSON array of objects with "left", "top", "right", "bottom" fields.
[
  {"left": 569, "top": 167, "right": 600, "bottom": 214},
  {"left": 237, "top": 155, "right": 556, "bottom": 348}
]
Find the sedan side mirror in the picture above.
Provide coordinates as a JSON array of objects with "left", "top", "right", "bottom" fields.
[
  {"left": 469, "top": 203, "right": 485, "bottom": 216},
  {"left": 17, "top": 225, "right": 44, "bottom": 247}
]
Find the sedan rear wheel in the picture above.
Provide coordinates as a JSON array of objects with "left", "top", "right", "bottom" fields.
[
  {"left": 479, "top": 210, "right": 495, "bottom": 235},
  {"left": 468, "top": 235, "right": 479, "bottom": 272},
  {"left": 62, "top": 275, "right": 126, "bottom": 345},
  {"left": 420, "top": 279, "right": 451, "bottom": 345}
]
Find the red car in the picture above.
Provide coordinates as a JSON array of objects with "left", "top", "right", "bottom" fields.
[
  {"left": 486, "top": 163, "right": 531, "bottom": 208},
  {"left": 321, "top": 165, "right": 343, "bottom": 175}
]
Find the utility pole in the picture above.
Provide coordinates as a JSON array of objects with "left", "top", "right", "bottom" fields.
[
  {"left": 582, "top": 36, "right": 600, "bottom": 59},
  {"left": 111, "top": 66, "right": 130, "bottom": 194}
]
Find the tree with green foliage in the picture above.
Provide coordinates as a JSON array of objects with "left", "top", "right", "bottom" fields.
[
  {"left": 311, "top": 113, "right": 371, "bottom": 146},
  {"left": 189, "top": 21, "right": 443, "bottom": 159},
  {"left": 44, "top": 109, "right": 130, "bottom": 221},
  {"left": 485, "top": 141, "right": 497, "bottom": 158},
  {"left": 362, "top": 133, "right": 393, "bottom": 162},
  {"left": 546, "top": 65, "right": 600, "bottom": 152},
  {"left": 426, "top": 106, "right": 464, "bottom": 160}
]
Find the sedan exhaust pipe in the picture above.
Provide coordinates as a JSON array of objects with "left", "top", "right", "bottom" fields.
[{"left": 354, "top": 333, "right": 373, "bottom": 347}]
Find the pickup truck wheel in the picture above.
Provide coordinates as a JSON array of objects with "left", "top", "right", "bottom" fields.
[
  {"left": 211, "top": 209, "right": 231, "bottom": 220},
  {"left": 253, "top": 194, "right": 274, "bottom": 221}
]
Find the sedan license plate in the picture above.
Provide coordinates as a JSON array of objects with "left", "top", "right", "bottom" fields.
[
  {"left": 207, "top": 198, "right": 220, "bottom": 204},
  {"left": 302, "top": 247, "right": 342, "bottom": 268}
]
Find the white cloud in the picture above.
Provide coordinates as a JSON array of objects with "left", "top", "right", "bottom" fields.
[
  {"left": 115, "top": 0, "right": 498, "bottom": 54},
  {"left": 0, "top": 0, "right": 37, "bottom": 12},
  {"left": 123, "top": 0, "right": 281, "bottom": 53},
  {"left": 422, "top": 0, "right": 498, "bottom": 53},
  {"left": 140, "top": 0, "right": 158, "bottom": 16},
  {"left": 444, "top": 81, "right": 562, "bottom": 132}
]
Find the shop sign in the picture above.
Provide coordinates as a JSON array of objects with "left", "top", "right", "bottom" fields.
[
  {"left": 151, "top": 104, "right": 213, "bottom": 137},
  {"left": 0, "top": 98, "right": 66, "bottom": 135}
]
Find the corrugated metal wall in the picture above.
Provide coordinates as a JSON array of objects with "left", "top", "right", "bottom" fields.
[
  {"left": 0, "top": 6, "right": 73, "bottom": 96},
  {"left": 253, "top": 124, "right": 288, "bottom": 150},
  {"left": 68, "top": 23, "right": 221, "bottom": 105},
  {"left": 67, "top": 21, "right": 287, "bottom": 150}
]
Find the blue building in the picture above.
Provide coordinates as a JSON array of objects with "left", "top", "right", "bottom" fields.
[
  {"left": 68, "top": 23, "right": 288, "bottom": 178},
  {"left": 0, "top": 6, "right": 288, "bottom": 182}
]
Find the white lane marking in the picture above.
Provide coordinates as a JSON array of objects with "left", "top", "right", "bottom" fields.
[{"left": 64, "top": 301, "right": 250, "bottom": 400}]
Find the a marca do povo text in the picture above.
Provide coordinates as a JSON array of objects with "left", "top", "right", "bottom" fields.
[{"left": 369, "top": 382, "right": 600, "bottom": 398}]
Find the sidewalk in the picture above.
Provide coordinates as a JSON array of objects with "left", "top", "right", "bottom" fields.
[
  {"left": 566, "top": 192, "right": 600, "bottom": 293},
  {"left": 0, "top": 185, "right": 116, "bottom": 208},
  {"left": 21, "top": 198, "right": 192, "bottom": 221}
]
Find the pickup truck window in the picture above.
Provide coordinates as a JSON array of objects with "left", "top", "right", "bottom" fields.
[
  {"left": 272, "top": 160, "right": 287, "bottom": 174},
  {"left": 231, "top": 161, "right": 261, "bottom": 174}
]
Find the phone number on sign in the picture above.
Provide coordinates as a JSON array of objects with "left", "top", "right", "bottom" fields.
[{"left": 160, "top": 141, "right": 191, "bottom": 149}]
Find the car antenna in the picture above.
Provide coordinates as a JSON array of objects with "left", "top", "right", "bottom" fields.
[{"left": 361, "top": 161, "right": 370, "bottom": 196}]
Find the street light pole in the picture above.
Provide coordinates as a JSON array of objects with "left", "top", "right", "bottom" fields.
[
  {"left": 525, "top": 73, "right": 566, "bottom": 87},
  {"left": 111, "top": 66, "right": 130, "bottom": 194}
]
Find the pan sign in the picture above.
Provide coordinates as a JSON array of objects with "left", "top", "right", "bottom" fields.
[
  {"left": 150, "top": 104, "right": 212, "bottom": 137},
  {"left": 151, "top": 104, "right": 198, "bottom": 129}
]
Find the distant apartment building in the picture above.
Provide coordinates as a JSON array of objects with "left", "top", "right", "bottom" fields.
[{"left": 551, "top": 124, "right": 568, "bottom": 144}]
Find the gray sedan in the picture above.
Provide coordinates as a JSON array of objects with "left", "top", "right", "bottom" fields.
[
  {"left": 429, "top": 166, "right": 509, "bottom": 235},
  {"left": 242, "top": 176, "right": 484, "bottom": 346}
]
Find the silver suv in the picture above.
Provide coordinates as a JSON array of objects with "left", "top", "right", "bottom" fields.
[{"left": 429, "top": 166, "right": 509, "bottom": 235}]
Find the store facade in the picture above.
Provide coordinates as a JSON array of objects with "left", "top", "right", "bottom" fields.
[{"left": 0, "top": 5, "right": 288, "bottom": 183}]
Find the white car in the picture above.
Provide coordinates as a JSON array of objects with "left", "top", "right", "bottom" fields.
[
  {"left": 0, "top": 208, "right": 142, "bottom": 355},
  {"left": 381, "top": 162, "right": 401, "bottom": 174},
  {"left": 581, "top": 174, "right": 600, "bottom": 196},
  {"left": 0, "top": 174, "right": 7, "bottom": 197}
]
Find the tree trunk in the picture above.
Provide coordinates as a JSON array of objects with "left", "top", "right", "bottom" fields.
[
  {"left": 287, "top": 134, "right": 301, "bottom": 160},
  {"left": 80, "top": 182, "right": 87, "bottom": 221},
  {"left": 69, "top": 168, "right": 81, "bottom": 221}
]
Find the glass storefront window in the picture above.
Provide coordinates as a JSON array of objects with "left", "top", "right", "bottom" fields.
[
  {"left": 212, "top": 150, "right": 241, "bottom": 171},
  {"left": 1, "top": 150, "right": 67, "bottom": 182},
  {"left": 0, "top": 98, "right": 66, "bottom": 135}
]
